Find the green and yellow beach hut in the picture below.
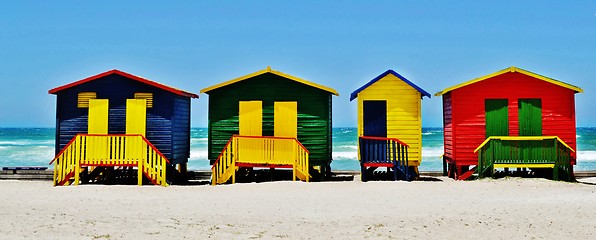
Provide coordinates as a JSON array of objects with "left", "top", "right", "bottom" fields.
[
  {"left": 201, "top": 67, "right": 339, "bottom": 184},
  {"left": 350, "top": 70, "right": 430, "bottom": 181},
  {"left": 49, "top": 69, "right": 198, "bottom": 186}
]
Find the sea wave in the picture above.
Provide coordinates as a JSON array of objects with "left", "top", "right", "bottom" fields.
[
  {"left": 0, "top": 140, "right": 54, "bottom": 146},
  {"left": 332, "top": 151, "right": 357, "bottom": 160},
  {"left": 189, "top": 149, "right": 209, "bottom": 160},
  {"left": 422, "top": 146, "right": 444, "bottom": 157},
  {"left": 577, "top": 150, "right": 596, "bottom": 161},
  {"left": 0, "top": 145, "right": 54, "bottom": 166}
]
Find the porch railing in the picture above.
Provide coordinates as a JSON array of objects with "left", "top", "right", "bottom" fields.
[
  {"left": 211, "top": 135, "right": 310, "bottom": 185},
  {"left": 358, "top": 136, "right": 412, "bottom": 181},
  {"left": 474, "top": 136, "right": 574, "bottom": 181},
  {"left": 49, "top": 134, "right": 169, "bottom": 186}
]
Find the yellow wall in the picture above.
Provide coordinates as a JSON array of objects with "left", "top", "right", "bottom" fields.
[{"left": 357, "top": 74, "right": 423, "bottom": 166}]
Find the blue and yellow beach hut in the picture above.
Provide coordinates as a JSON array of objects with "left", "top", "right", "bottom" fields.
[
  {"left": 48, "top": 69, "right": 198, "bottom": 186},
  {"left": 350, "top": 70, "right": 430, "bottom": 181}
]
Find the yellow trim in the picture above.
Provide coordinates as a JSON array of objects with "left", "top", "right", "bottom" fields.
[
  {"left": 200, "top": 66, "right": 339, "bottom": 96},
  {"left": 435, "top": 66, "right": 583, "bottom": 96},
  {"left": 474, "top": 136, "right": 575, "bottom": 153},
  {"left": 493, "top": 164, "right": 555, "bottom": 169},
  {"left": 77, "top": 92, "right": 97, "bottom": 108},
  {"left": 134, "top": 93, "right": 153, "bottom": 108}
]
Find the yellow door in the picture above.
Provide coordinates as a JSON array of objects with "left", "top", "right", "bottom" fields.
[
  {"left": 88, "top": 99, "right": 109, "bottom": 134},
  {"left": 126, "top": 99, "right": 147, "bottom": 136},
  {"left": 239, "top": 101, "right": 262, "bottom": 136},
  {"left": 274, "top": 102, "right": 297, "bottom": 138},
  {"left": 126, "top": 99, "right": 147, "bottom": 170},
  {"left": 86, "top": 99, "right": 109, "bottom": 164},
  {"left": 274, "top": 102, "right": 297, "bottom": 165},
  {"left": 238, "top": 101, "right": 263, "bottom": 163}
]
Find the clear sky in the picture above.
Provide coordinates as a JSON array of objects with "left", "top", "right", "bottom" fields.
[{"left": 1, "top": 1, "right": 595, "bottom": 127}]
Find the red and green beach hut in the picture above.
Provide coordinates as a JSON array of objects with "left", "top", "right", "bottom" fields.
[
  {"left": 200, "top": 67, "right": 339, "bottom": 184},
  {"left": 48, "top": 70, "right": 198, "bottom": 186},
  {"left": 435, "top": 66, "right": 582, "bottom": 180},
  {"left": 350, "top": 70, "right": 430, "bottom": 181}
]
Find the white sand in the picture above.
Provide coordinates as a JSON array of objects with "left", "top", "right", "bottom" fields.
[{"left": 1, "top": 177, "right": 595, "bottom": 239}]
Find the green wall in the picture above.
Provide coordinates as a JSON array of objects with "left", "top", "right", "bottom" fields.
[{"left": 206, "top": 73, "right": 333, "bottom": 167}]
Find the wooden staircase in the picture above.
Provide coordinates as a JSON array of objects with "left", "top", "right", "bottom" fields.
[
  {"left": 359, "top": 136, "right": 415, "bottom": 181},
  {"left": 474, "top": 136, "right": 575, "bottom": 181},
  {"left": 211, "top": 135, "right": 310, "bottom": 185},
  {"left": 49, "top": 134, "right": 170, "bottom": 186}
]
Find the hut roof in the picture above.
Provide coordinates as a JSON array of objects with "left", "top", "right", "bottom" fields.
[
  {"left": 200, "top": 66, "right": 339, "bottom": 96},
  {"left": 349, "top": 69, "right": 431, "bottom": 101},
  {"left": 434, "top": 66, "right": 583, "bottom": 96},
  {"left": 48, "top": 69, "right": 199, "bottom": 98}
]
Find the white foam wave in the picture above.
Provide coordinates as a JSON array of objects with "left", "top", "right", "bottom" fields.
[
  {"left": 0, "top": 140, "right": 54, "bottom": 146},
  {"left": 333, "top": 151, "right": 357, "bottom": 160},
  {"left": 422, "top": 146, "right": 444, "bottom": 157},
  {"left": 577, "top": 151, "right": 596, "bottom": 161},
  {"left": 189, "top": 149, "right": 209, "bottom": 160},
  {"left": 0, "top": 146, "right": 55, "bottom": 165}
]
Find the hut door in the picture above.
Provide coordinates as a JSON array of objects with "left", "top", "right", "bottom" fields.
[
  {"left": 274, "top": 102, "right": 298, "bottom": 162},
  {"left": 239, "top": 101, "right": 262, "bottom": 136},
  {"left": 126, "top": 99, "right": 147, "bottom": 136},
  {"left": 363, "top": 101, "right": 387, "bottom": 137},
  {"left": 518, "top": 99, "right": 542, "bottom": 136},
  {"left": 274, "top": 102, "right": 297, "bottom": 138},
  {"left": 88, "top": 99, "right": 109, "bottom": 134},
  {"left": 485, "top": 99, "right": 509, "bottom": 137}
]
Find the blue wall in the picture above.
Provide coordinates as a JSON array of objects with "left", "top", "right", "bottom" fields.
[{"left": 54, "top": 74, "right": 191, "bottom": 164}]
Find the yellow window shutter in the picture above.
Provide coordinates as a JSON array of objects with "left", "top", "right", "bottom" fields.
[
  {"left": 78, "top": 92, "right": 97, "bottom": 108},
  {"left": 134, "top": 93, "right": 153, "bottom": 108}
]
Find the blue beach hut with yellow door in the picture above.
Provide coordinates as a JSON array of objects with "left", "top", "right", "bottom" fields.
[
  {"left": 201, "top": 67, "right": 339, "bottom": 184},
  {"left": 48, "top": 69, "right": 198, "bottom": 186},
  {"left": 350, "top": 70, "right": 430, "bottom": 181}
]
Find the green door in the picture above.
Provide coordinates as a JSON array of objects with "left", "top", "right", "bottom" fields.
[
  {"left": 518, "top": 99, "right": 542, "bottom": 136},
  {"left": 485, "top": 99, "right": 509, "bottom": 137}
]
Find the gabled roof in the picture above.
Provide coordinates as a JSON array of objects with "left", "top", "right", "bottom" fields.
[
  {"left": 200, "top": 66, "right": 339, "bottom": 96},
  {"left": 434, "top": 66, "right": 583, "bottom": 96},
  {"left": 350, "top": 69, "right": 431, "bottom": 101},
  {"left": 48, "top": 69, "right": 199, "bottom": 98}
]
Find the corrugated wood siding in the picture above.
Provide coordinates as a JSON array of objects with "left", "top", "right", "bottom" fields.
[
  {"left": 207, "top": 73, "right": 332, "bottom": 167},
  {"left": 171, "top": 96, "right": 191, "bottom": 164},
  {"left": 54, "top": 74, "right": 191, "bottom": 164},
  {"left": 442, "top": 93, "right": 453, "bottom": 159},
  {"left": 356, "top": 74, "right": 423, "bottom": 166},
  {"left": 451, "top": 72, "right": 577, "bottom": 166}
]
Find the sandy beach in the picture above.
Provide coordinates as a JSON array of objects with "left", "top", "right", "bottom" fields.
[{"left": 1, "top": 177, "right": 595, "bottom": 239}]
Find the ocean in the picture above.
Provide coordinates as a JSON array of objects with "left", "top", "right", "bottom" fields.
[{"left": 2, "top": 127, "right": 596, "bottom": 171}]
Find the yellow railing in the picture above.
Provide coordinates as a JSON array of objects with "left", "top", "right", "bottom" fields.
[
  {"left": 49, "top": 134, "right": 170, "bottom": 186},
  {"left": 211, "top": 135, "right": 310, "bottom": 185}
]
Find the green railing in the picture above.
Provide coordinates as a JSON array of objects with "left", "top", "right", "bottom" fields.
[{"left": 474, "top": 136, "right": 574, "bottom": 181}]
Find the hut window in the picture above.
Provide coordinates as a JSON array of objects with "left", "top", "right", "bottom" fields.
[
  {"left": 134, "top": 93, "right": 153, "bottom": 108},
  {"left": 77, "top": 92, "right": 97, "bottom": 108}
]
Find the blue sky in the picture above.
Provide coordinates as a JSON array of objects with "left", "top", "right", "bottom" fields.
[{"left": 1, "top": 1, "right": 595, "bottom": 127}]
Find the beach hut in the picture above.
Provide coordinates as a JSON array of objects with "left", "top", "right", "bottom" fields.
[
  {"left": 201, "top": 67, "right": 339, "bottom": 184},
  {"left": 48, "top": 69, "right": 198, "bottom": 186},
  {"left": 435, "top": 66, "right": 582, "bottom": 180},
  {"left": 350, "top": 70, "right": 431, "bottom": 181}
]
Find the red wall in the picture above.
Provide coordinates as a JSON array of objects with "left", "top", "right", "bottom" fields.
[{"left": 444, "top": 72, "right": 577, "bottom": 166}]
